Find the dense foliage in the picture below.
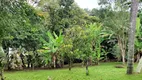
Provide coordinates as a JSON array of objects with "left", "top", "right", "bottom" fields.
[{"left": 0, "top": 0, "right": 141, "bottom": 79}]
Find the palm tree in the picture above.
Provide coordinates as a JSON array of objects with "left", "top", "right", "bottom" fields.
[{"left": 127, "top": 0, "right": 139, "bottom": 74}]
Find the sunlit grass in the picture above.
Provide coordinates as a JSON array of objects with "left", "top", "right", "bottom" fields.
[{"left": 4, "top": 62, "right": 142, "bottom": 80}]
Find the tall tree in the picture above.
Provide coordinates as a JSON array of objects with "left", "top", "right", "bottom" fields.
[
  {"left": 97, "top": 0, "right": 130, "bottom": 65},
  {"left": 127, "top": 0, "right": 139, "bottom": 74}
]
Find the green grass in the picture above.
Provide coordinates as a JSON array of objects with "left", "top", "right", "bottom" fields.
[{"left": 4, "top": 62, "right": 142, "bottom": 80}]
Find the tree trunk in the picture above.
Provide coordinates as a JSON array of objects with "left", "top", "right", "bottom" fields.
[
  {"left": 32, "top": 51, "right": 35, "bottom": 70},
  {"left": 89, "top": 57, "right": 92, "bottom": 65},
  {"left": 122, "top": 53, "right": 125, "bottom": 65},
  {"left": 136, "top": 57, "right": 142, "bottom": 73},
  {"left": 121, "top": 48, "right": 125, "bottom": 65},
  {"left": 118, "top": 37, "right": 126, "bottom": 65},
  {"left": 61, "top": 58, "right": 64, "bottom": 68},
  {"left": 136, "top": 53, "right": 140, "bottom": 62},
  {"left": 86, "top": 58, "right": 89, "bottom": 76},
  {"left": 32, "top": 63, "right": 34, "bottom": 70},
  {"left": 69, "top": 58, "right": 72, "bottom": 71},
  {"left": 7, "top": 53, "right": 10, "bottom": 70},
  {"left": 0, "top": 67, "right": 4, "bottom": 80},
  {"left": 127, "top": 0, "right": 138, "bottom": 74},
  {"left": 28, "top": 62, "right": 30, "bottom": 68},
  {"left": 53, "top": 55, "right": 56, "bottom": 68},
  {"left": 0, "top": 43, "right": 4, "bottom": 80}
]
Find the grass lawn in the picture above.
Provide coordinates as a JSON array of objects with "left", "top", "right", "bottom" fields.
[{"left": 4, "top": 62, "right": 142, "bottom": 80}]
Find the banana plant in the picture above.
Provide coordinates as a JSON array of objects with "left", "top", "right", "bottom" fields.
[
  {"left": 87, "top": 23, "right": 104, "bottom": 64},
  {"left": 40, "top": 31, "right": 63, "bottom": 68}
]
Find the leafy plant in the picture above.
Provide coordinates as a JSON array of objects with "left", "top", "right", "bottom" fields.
[{"left": 40, "top": 31, "right": 63, "bottom": 68}]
